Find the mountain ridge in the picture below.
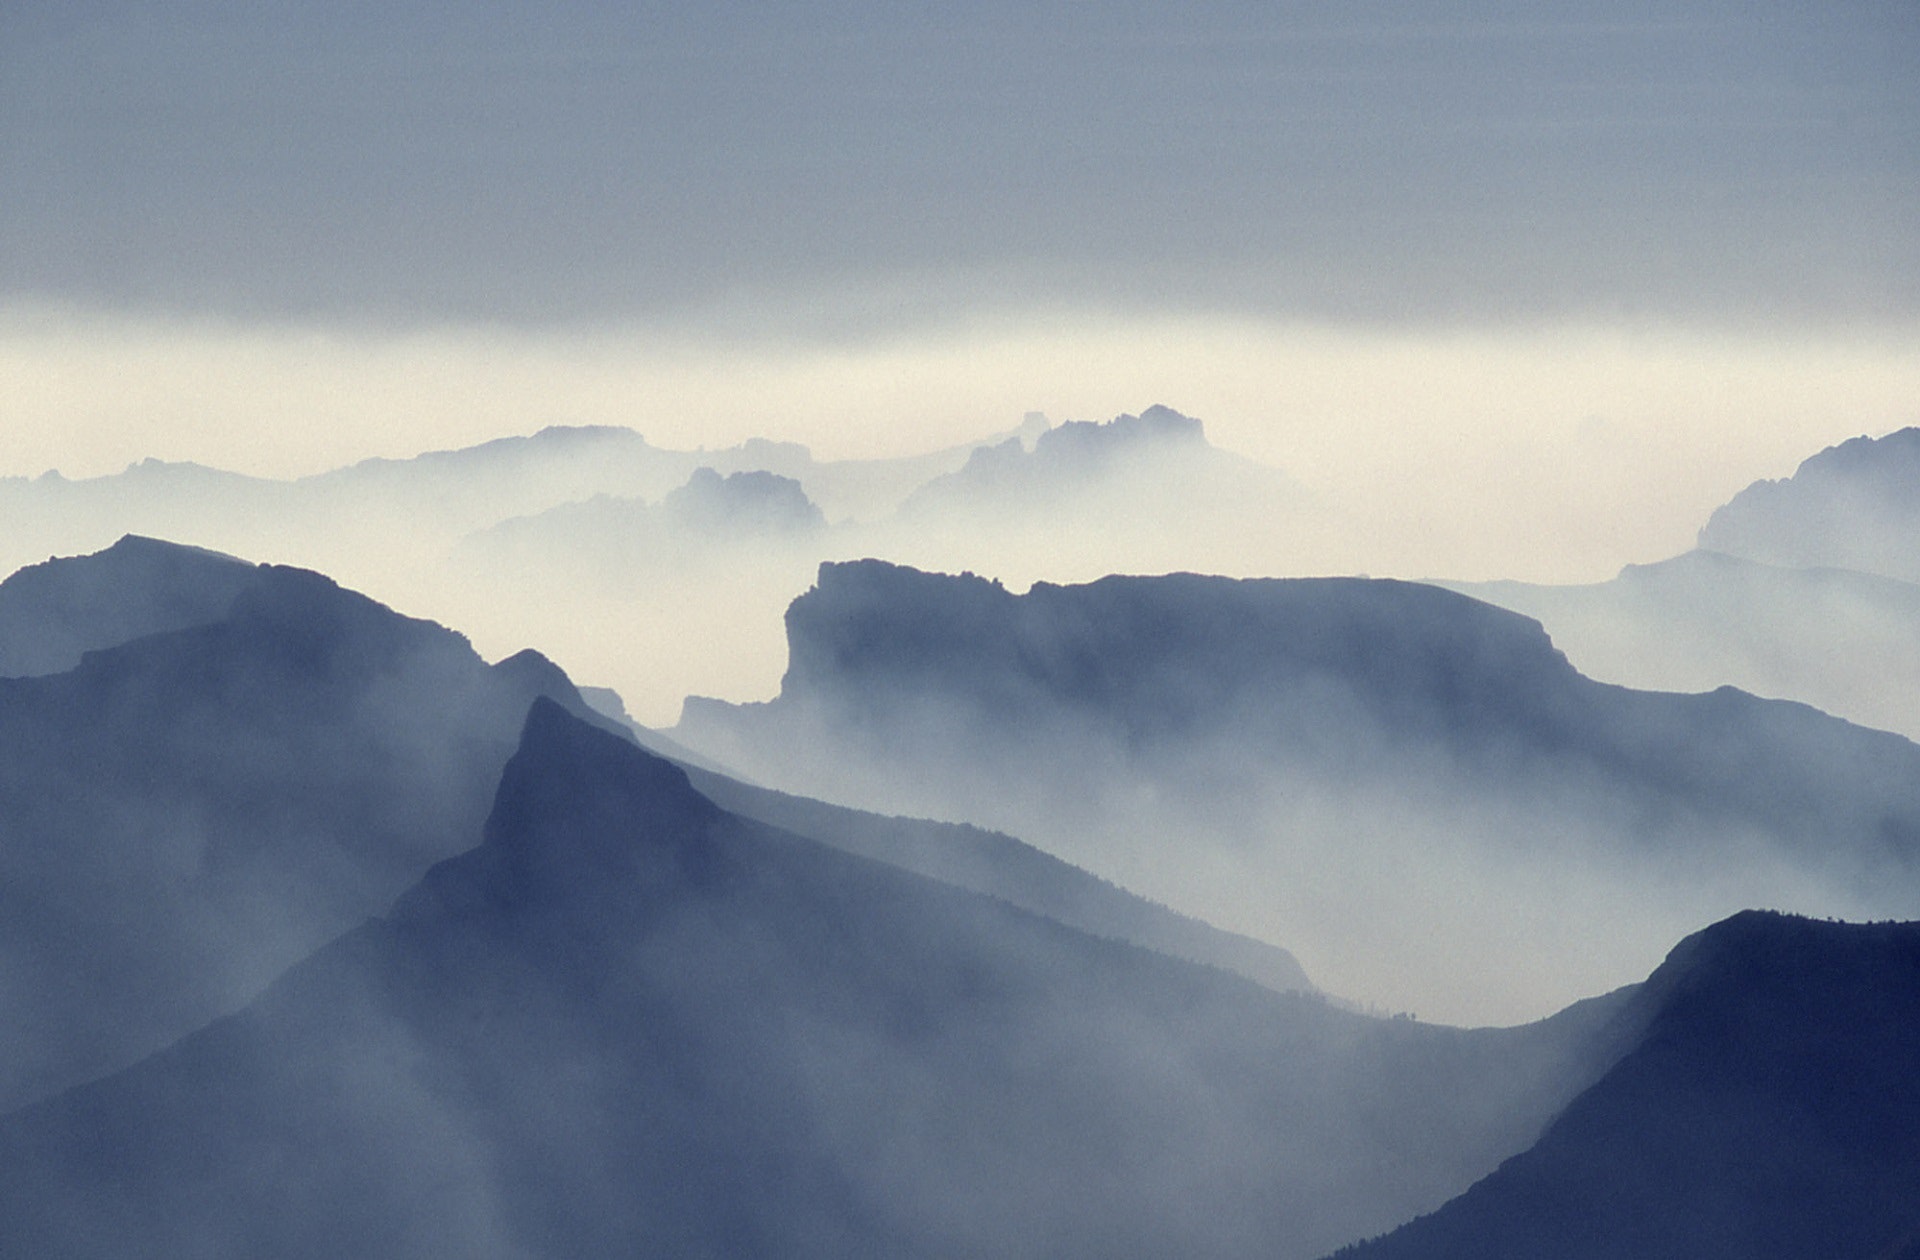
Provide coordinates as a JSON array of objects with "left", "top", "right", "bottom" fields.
[
  {"left": 1327, "top": 910, "right": 1920, "bottom": 1259},
  {"left": 0, "top": 698, "right": 1644, "bottom": 1259}
]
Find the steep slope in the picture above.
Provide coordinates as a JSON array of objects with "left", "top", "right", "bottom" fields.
[
  {"left": 669, "top": 751, "right": 1318, "bottom": 996},
  {"left": 1442, "top": 549, "right": 1920, "bottom": 741},
  {"left": 0, "top": 534, "right": 256, "bottom": 677},
  {"left": 1328, "top": 912, "right": 1920, "bottom": 1260},
  {"left": 0, "top": 541, "right": 606, "bottom": 1112},
  {"left": 1698, "top": 426, "right": 1920, "bottom": 583},
  {"left": 676, "top": 561, "right": 1920, "bottom": 1021},
  {"left": 0, "top": 700, "right": 1637, "bottom": 1260}
]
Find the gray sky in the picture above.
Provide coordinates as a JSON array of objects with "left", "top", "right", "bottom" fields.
[
  {"left": 5, "top": 0, "right": 1916, "bottom": 329},
  {"left": 3, "top": 2, "right": 1918, "bottom": 581}
]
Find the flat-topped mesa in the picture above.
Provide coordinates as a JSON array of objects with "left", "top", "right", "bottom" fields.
[{"left": 772, "top": 560, "right": 1578, "bottom": 743}]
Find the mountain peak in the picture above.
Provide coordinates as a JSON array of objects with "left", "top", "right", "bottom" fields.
[
  {"left": 1031, "top": 405, "right": 1207, "bottom": 461},
  {"left": 1338, "top": 909, "right": 1920, "bottom": 1259},
  {"left": 404, "top": 699, "right": 732, "bottom": 919},
  {"left": 0, "top": 535, "right": 260, "bottom": 677},
  {"left": 1696, "top": 425, "right": 1920, "bottom": 582}
]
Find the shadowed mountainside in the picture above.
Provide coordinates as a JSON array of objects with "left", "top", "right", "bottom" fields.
[
  {"left": 0, "top": 700, "right": 1638, "bottom": 1260},
  {"left": 681, "top": 560, "right": 1920, "bottom": 877},
  {"left": 0, "top": 541, "right": 611, "bottom": 1113},
  {"left": 676, "top": 560, "right": 1920, "bottom": 1020},
  {"left": 1328, "top": 911, "right": 1920, "bottom": 1260},
  {"left": 0, "top": 534, "right": 257, "bottom": 677}
]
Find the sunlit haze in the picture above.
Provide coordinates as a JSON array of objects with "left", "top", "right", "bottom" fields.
[{"left": 7, "top": 304, "right": 1918, "bottom": 584}]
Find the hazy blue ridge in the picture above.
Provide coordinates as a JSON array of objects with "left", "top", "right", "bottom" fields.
[
  {"left": 1699, "top": 426, "right": 1920, "bottom": 584},
  {"left": 671, "top": 747, "right": 1320, "bottom": 997},
  {"left": 0, "top": 700, "right": 1639, "bottom": 1260},
  {"left": 0, "top": 533, "right": 256, "bottom": 677},
  {"left": 0, "top": 540, "right": 610, "bottom": 1113},
  {"left": 683, "top": 559, "right": 1920, "bottom": 891},
  {"left": 1324, "top": 911, "right": 1920, "bottom": 1260},
  {"left": 1438, "top": 549, "right": 1920, "bottom": 741}
]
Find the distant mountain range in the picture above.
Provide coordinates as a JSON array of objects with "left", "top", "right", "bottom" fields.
[
  {"left": 1441, "top": 550, "right": 1920, "bottom": 741},
  {"left": 1699, "top": 426, "right": 1920, "bottom": 584},
  {"left": 0, "top": 407, "right": 1307, "bottom": 722},
  {"left": 1448, "top": 425, "right": 1920, "bottom": 739},
  {"left": 454, "top": 467, "right": 828, "bottom": 592},
  {"left": 880, "top": 404, "right": 1315, "bottom": 583},
  {"left": 0, "top": 414, "right": 1046, "bottom": 576},
  {"left": 676, "top": 559, "right": 1920, "bottom": 1021}
]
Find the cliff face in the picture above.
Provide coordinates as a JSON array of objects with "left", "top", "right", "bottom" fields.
[
  {"left": 697, "top": 560, "right": 1920, "bottom": 873},
  {"left": 675, "top": 560, "right": 1920, "bottom": 1025}
]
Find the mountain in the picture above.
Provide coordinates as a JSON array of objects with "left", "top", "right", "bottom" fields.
[
  {"left": 0, "top": 539, "right": 607, "bottom": 1113},
  {"left": 878, "top": 405, "right": 1317, "bottom": 585},
  {"left": 659, "top": 740, "right": 1318, "bottom": 997},
  {"left": 0, "top": 418, "right": 1062, "bottom": 724},
  {"left": 1440, "top": 549, "right": 1920, "bottom": 741},
  {"left": 675, "top": 561, "right": 1920, "bottom": 1022},
  {"left": 0, "top": 534, "right": 256, "bottom": 677},
  {"left": 454, "top": 467, "right": 827, "bottom": 590},
  {"left": 1698, "top": 426, "right": 1920, "bottom": 583},
  {"left": 1328, "top": 911, "right": 1920, "bottom": 1260},
  {"left": 0, "top": 699, "right": 1641, "bottom": 1260},
  {"left": 0, "top": 417, "right": 1054, "bottom": 580}
]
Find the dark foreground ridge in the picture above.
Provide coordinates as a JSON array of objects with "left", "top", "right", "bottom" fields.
[
  {"left": 1329, "top": 911, "right": 1920, "bottom": 1260},
  {"left": 0, "top": 534, "right": 255, "bottom": 676},
  {"left": 0, "top": 539, "right": 610, "bottom": 1113},
  {"left": 0, "top": 700, "right": 1634, "bottom": 1260}
]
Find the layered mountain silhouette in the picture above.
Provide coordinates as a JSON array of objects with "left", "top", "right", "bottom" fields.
[
  {"left": 0, "top": 416, "right": 1072, "bottom": 723},
  {"left": 0, "top": 700, "right": 1641, "bottom": 1259},
  {"left": 1699, "top": 425, "right": 1920, "bottom": 583},
  {"left": 1442, "top": 549, "right": 1920, "bottom": 741},
  {"left": 1329, "top": 911, "right": 1920, "bottom": 1260},
  {"left": 880, "top": 405, "right": 1315, "bottom": 584},
  {"left": 658, "top": 742, "right": 1318, "bottom": 997},
  {"left": 0, "top": 538, "right": 610, "bottom": 1112},
  {"left": 0, "top": 534, "right": 257, "bottom": 677},
  {"left": 677, "top": 560, "right": 1920, "bottom": 1020},
  {"left": 0, "top": 418, "right": 1052, "bottom": 581},
  {"left": 456, "top": 467, "right": 828, "bottom": 590}
]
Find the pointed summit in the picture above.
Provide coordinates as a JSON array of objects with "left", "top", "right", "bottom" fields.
[{"left": 486, "top": 698, "right": 729, "bottom": 893}]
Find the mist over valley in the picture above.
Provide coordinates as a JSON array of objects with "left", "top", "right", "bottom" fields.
[{"left": 5, "top": 1, "right": 1918, "bottom": 1249}]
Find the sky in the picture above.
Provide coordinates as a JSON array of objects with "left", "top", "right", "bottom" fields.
[{"left": 4, "top": 0, "right": 1919, "bottom": 580}]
